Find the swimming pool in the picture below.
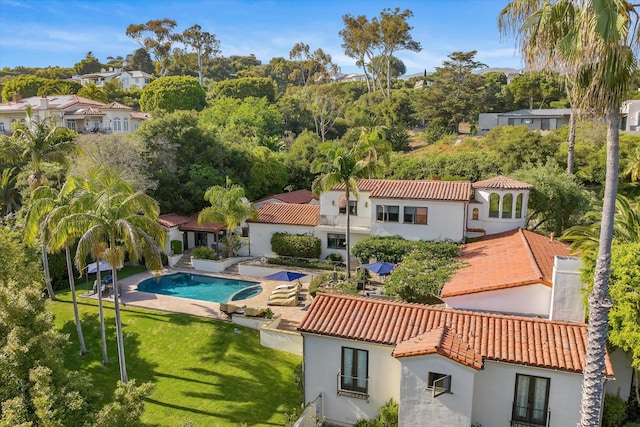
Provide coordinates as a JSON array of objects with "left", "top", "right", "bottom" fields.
[{"left": 137, "top": 272, "right": 262, "bottom": 303}]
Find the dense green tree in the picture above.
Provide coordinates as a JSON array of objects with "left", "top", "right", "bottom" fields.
[
  {"left": 77, "top": 82, "right": 108, "bottom": 103},
  {"left": 283, "top": 130, "right": 321, "bottom": 190},
  {"left": 94, "top": 380, "right": 155, "bottom": 427},
  {"left": 388, "top": 149, "right": 502, "bottom": 181},
  {"left": 508, "top": 71, "right": 563, "bottom": 109},
  {"left": 1, "top": 75, "right": 51, "bottom": 101},
  {"left": 177, "top": 24, "right": 221, "bottom": 87},
  {"left": 500, "top": 1, "right": 639, "bottom": 423},
  {"left": 36, "top": 66, "right": 74, "bottom": 80},
  {"left": 0, "top": 167, "right": 20, "bottom": 216},
  {"left": 511, "top": 160, "right": 591, "bottom": 235},
  {"left": 73, "top": 51, "right": 102, "bottom": 75},
  {"left": 289, "top": 42, "right": 335, "bottom": 85},
  {"left": 481, "top": 71, "right": 512, "bottom": 113},
  {"left": 199, "top": 179, "right": 258, "bottom": 258},
  {"left": 277, "top": 91, "right": 314, "bottom": 135},
  {"left": 126, "top": 18, "right": 178, "bottom": 77},
  {"left": 245, "top": 146, "right": 289, "bottom": 200},
  {"left": 210, "top": 77, "right": 276, "bottom": 102},
  {"left": 37, "top": 79, "right": 81, "bottom": 96},
  {"left": 413, "top": 51, "right": 487, "bottom": 134},
  {"left": 139, "top": 76, "right": 206, "bottom": 112},
  {"left": 340, "top": 13, "right": 378, "bottom": 92},
  {"left": 200, "top": 95, "right": 282, "bottom": 140},
  {"left": 483, "top": 125, "right": 558, "bottom": 173},
  {"left": 128, "top": 48, "right": 155, "bottom": 74}
]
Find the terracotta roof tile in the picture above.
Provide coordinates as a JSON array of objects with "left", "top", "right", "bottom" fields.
[
  {"left": 130, "top": 111, "right": 151, "bottom": 119},
  {"left": 159, "top": 213, "right": 225, "bottom": 232},
  {"left": 298, "top": 293, "right": 614, "bottom": 376},
  {"left": 250, "top": 203, "right": 319, "bottom": 226},
  {"left": 393, "top": 326, "right": 483, "bottom": 370},
  {"left": 254, "top": 189, "right": 316, "bottom": 204},
  {"left": 158, "top": 213, "right": 192, "bottom": 228},
  {"left": 441, "top": 229, "right": 570, "bottom": 298},
  {"left": 333, "top": 179, "right": 471, "bottom": 201},
  {"left": 103, "top": 101, "right": 132, "bottom": 110},
  {"left": 472, "top": 175, "right": 533, "bottom": 189}
]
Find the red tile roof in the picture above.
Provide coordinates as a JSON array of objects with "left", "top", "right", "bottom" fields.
[
  {"left": 298, "top": 293, "right": 614, "bottom": 376},
  {"left": 250, "top": 203, "right": 319, "bottom": 226},
  {"left": 393, "top": 326, "right": 483, "bottom": 370},
  {"left": 158, "top": 213, "right": 192, "bottom": 228},
  {"left": 254, "top": 189, "right": 316, "bottom": 204},
  {"left": 472, "top": 175, "right": 533, "bottom": 189},
  {"left": 332, "top": 179, "right": 471, "bottom": 201},
  {"left": 441, "top": 229, "right": 571, "bottom": 298}
]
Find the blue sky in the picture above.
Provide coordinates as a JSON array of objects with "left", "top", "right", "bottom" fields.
[{"left": 0, "top": 0, "right": 523, "bottom": 75}]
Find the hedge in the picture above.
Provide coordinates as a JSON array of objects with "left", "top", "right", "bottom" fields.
[{"left": 270, "top": 232, "right": 321, "bottom": 259}]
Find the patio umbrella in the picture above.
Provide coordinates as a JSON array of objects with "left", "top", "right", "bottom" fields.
[
  {"left": 264, "top": 270, "right": 307, "bottom": 281},
  {"left": 362, "top": 262, "right": 396, "bottom": 276},
  {"left": 86, "top": 261, "right": 114, "bottom": 274}
]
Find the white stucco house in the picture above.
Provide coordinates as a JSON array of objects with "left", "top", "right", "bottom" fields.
[
  {"left": 70, "top": 68, "right": 152, "bottom": 90},
  {"left": 248, "top": 176, "right": 532, "bottom": 260},
  {"left": 298, "top": 293, "right": 618, "bottom": 427},
  {"left": 477, "top": 108, "right": 572, "bottom": 135},
  {"left": 0, "top": 94, "right": 149, "bottom": 135}
]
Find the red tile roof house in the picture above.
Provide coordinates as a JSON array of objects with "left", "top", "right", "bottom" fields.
[
  {"left": 298, "top": 293, "right": 617, "bottom": 427},
  {"left": 252, "top": 189, "right": 318, "bottom": 209},
  {"left": 248, "top": 176, "right": 532, "bottom": 260}
]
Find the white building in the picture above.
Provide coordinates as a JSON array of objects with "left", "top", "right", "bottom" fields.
[
  {"left": 0, "top": 94, "right": 149, "bottom": 135},
  {"left": 248, "top": 176, "right": 531, "bottom": 260},
  {"left": 298, "top": 293, "right": 619, "bottom": 427},
  {"left": 71, "top": 68, "right": 152, "bottom": 90}
]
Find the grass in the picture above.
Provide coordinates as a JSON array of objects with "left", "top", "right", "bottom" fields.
[{"left": 48, "top": 267, "right": 303, "bottom": 427}]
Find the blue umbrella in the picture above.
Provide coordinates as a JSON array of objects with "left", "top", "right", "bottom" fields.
[
  {"left": 264, "top": 270, "right": 307, "bottom": 281},
  {"left": 362, "top": 262, "right": 396, "bottom": 276}
]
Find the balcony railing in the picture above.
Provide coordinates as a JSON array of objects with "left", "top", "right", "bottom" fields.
[
  {"left": 318, "top": 214, "right": 370, "bottom": 229},
  {"left": 337, "top": 371, "right": 369, "bottom": 400},
  {"left": 511, "top": 405, "right": 550, "bottom": 427}
]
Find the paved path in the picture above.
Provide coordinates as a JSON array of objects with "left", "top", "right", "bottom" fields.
[{"left": 84, "top": 267, "right": 314, "bottom": 325}]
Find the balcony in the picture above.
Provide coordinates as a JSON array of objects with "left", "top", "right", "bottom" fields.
[
  {"left": 337, "top": 371, "right": 369, "bottom": 401},
  {"left": 511, "top": 405, "right": 550, "bottom": 427},
  {"left": 317, "top": 214, "right": 370, "bottom": 230}
]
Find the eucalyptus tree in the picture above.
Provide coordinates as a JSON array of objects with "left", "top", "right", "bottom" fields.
[
  {"left": 126, "top": 18, "right": 178, "bottom": 77},
  {"left": 178, "top": 24, "right": 221, "bottom": 87},
  {"left": 312, "top": 138, "right": 387, "bottom": 278},
  {"left": 499, "top": 1, "right": 640, "bottom": 424},
  {"left": 198, "top": 178, "right": 258, "bottom": 259},
  {"left": 58, "top": 167, "right": 166, "bottom": 382},
  {"left": 340, "top": 14, "right": 378, "bottom": 92}
]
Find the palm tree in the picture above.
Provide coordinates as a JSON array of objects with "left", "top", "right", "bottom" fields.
[
  {"left": 198, "top": 178, "right": 258, "bottom": 259},
  {"left": 312, "top": 138, "right": 386, "bottom": 278},
  {"left": 91, "top": 242, "right": 109, "bottom": 365},
  {"left": 0, "top": 167, "right": 20, "bottom": 216},
  {"left": 24, "top": 183, "right": 86, "bottom": 353},
  {"left": 624, "top": 146, "right": 640, "bottom": 182},
  {"left": 499, "top": 2, "right": 639, "bottom": 424},
  {"left": 58, "top": 167, "right": 166, "bottom": 382}
]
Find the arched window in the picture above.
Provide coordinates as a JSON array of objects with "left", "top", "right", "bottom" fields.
[
  {"left": 472, "top": 208, "right": 479, "bottom": 220},
  {"left": 502, "top": 193, "right": 513, "bottom": 218},
  {"left": 113, "top": 117, "right": 121, "bottom": 131},
  {"left": 515, "top": 194, "right": 523, "bottom": 219},
  {"left": 489, "top": 193, "right": 500, "bottom": 218},
  {"left": 123, "top": 118, "right": 129, "bottom": 131}
]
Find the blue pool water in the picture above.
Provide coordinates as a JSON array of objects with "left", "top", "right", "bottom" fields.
[{"left": 137, "top": 272, "right": 261, "bottom": 303}]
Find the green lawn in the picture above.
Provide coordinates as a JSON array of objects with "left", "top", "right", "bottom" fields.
[{"left": 47, "top": 268, "right": 302, "bottom": 427}]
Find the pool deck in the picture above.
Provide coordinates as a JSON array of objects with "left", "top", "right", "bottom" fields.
[{"left": 85, "top": 267, "right": 314, "bottom": 325}]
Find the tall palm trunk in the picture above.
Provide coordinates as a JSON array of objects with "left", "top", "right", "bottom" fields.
[
  {"left": 567, "top": 109, "right": 577, "bottom": 175},
  {"left": 42, "top": 245, "right": 56, "bottom": 301},
  {"left": 345, "top": 188, "right": 352, "bottom": 279},
  {"left": 578, "top": 107, "right": 619, "bottom": 426},
  {"left": 111, "top": 265, "right": 128, "bottom": 383},
  {"left": 65, "top": 246, "right": 86, "bottom": 355},
  {"left": 96, "top": 266, "right": 108, "bottom": 365}
]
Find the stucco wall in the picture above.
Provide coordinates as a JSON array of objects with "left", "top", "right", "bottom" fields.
[
  {"left": 472, "top": 188, "right": 529, "bottom": 235},
  {"left": 549, "top": 256, "right": 585, "bottom": 322},
  {"left": 248, "top": 223, "right": 316, "bottom": 257},
  {"left": 303, "top": 334, "right": 400, "bottom": 426},
  {"left": 443, "top": 284, "right": 552, "bottom": 317},
  {"left": 605, "top": 348, "right": 634, "bottom": 402},
  {"left": 472, "top": 361, "right": 583, "bottom": 427},
  {"left": 399, "top": 354, "right": 476, "bottom": 427}
]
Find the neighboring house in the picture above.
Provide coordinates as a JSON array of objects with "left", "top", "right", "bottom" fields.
[
  {"left": 620, "top": 99, "right": 640, "bottom": 132},
  {"left": 0, "top": 94, "right": 148, "bottom": 135},
  {"left": 441, "top": 228, "right": 581, "bottom": 320},
  {"left": 158, "top": 213, "right": 227, "bottom": 253},
  {"left": 252, "top": 189, "right": 317, "bottom": 209},
  {"left": 298, "top": 293, "right": 620, "bottom": 427},
  {"left": 477, "top": 108, "right": 572, "bottom": 135},
  {"left": 248, "top": 176, "right": 531, "bottom": 260},
  {"left": 70, "top": 68, "right": 152, "bottom": 90}
]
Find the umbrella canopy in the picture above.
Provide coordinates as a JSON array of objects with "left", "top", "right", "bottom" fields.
[
  {"left": 362, "top": 262, "right": 396, "bottom": 276},
  {"left": 86, "top": 261, "right": 114, "bottom": 274},
  {"left": 264, "top": 270, "right": 307, "bottom": 281}
]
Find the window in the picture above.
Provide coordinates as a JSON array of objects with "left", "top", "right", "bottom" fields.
[
  {"left": 523, "top": 118, "right": 533, "bottom": 124},
  {"left": 376, "top": 205, "right": 399, "bottom": 222},
  {"left": 502, "top": 193, "right": 513, "bottom": 218},
  {"left": 327, "top": 233, "right": 346, "bottom": 249},
  {"left": 93, "top": 119, "right": 100, "bottom": 130},
  {"left": 512, "top": 374, "right": 550, "bottom": 426},
  {"left": 67, "top": 120, "right": 76, "bottom": 131},
  {"left": 508, "top": 118, "right": 521, "bottom": 126},
  {"left": 404, "top": 206, "right": 428, "bottom": 224},
  {"left": 427, "top": 372, "right": 451, "bottom": 397},
  {"left": 515, "top": 194, "right": 523, "bottom": 219},
  {"left": 123, "top": 118, "right": 129, "bottom": 131},
  {"left": 0, "top": 122, "right": 4, "bottom": 133},
  {"left": 339, "top": 200, "right": 357, "bottom": 215},
  {"left": 121, "top": 77, "right": 129, "bottom": 87},
  {"left": 113, "top": 117, "right": 121, "bottom": 131},
  {"left": 472, "top": 207, "right": 479, "bottom": 220},
  {"left": 540, "top": 118, "right": 550, "bottom": 130},
  {"left": 489, "top": 193, "right": 500, "bottom": 218},
  {"left": 340, "top": 347, "right": 368, "bottom": 395}
]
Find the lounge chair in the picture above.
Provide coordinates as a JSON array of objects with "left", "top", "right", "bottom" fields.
[
  {"left": 269, "top": 287, "right": 299, "bottom": 300},
  {"left": 219, "top": 302, "right": 245, "bottom": 314},
  {"left": 244, "top": 307, "right": 267, "bottom": 317},
  {"left": 268, "top": 295, "right": 298, "bottom": 307}
]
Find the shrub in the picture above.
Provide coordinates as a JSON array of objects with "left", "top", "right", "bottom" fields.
[
  {"left": 221, "top": 234, "right": 243, "bottom": 257},
  {"left": 326, "top": 253, "right": 343, "bottom": 262},
  {"left": 355, "top": 399, "right": 398, "bottom": 427},
  {"left": 270, "top": 232, "right": 321, "bottom": 259},
  {"left": 604, "top": 393, "right": 628, "bottom": 427},
  {"left": 160, "top": 252, "right": 168, "bottom": 266},
  {"left": 192, "top": 246, "right": 217, "bottom": 260},
  {"left": 170, "top": 240, "right": 183, "bottom": 255}
]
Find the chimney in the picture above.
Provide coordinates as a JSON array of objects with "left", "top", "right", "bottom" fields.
[
  {"left": 12, "top": 92, "right": 22, "bottom": 102},
  {"left": 40, "top": 95, "right": 49, "bottom": 110},
  {"left": 549, "top": 232, "right": 556, "bottom": 242}
]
